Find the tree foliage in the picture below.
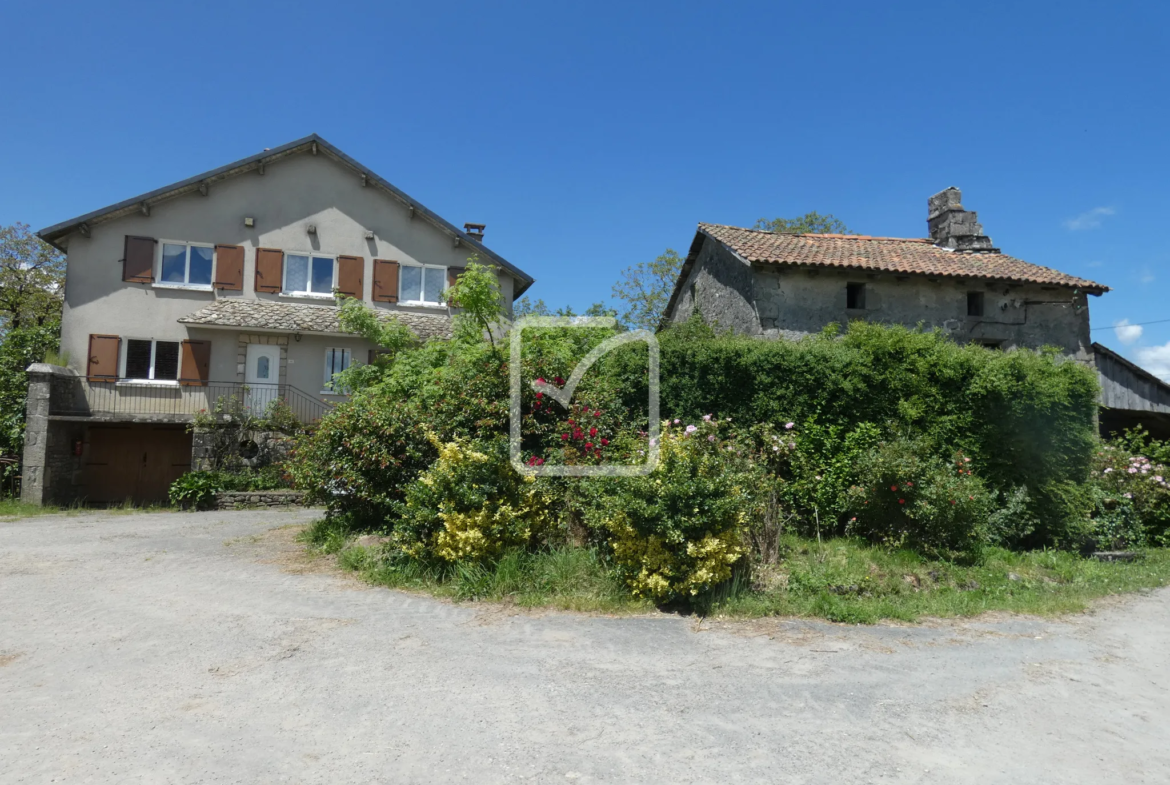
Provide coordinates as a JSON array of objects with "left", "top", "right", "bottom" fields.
[
  {"left": 0, "top": 223, "right": 65, "bottom": 333},
  {"left": 444, "top": 257, "right": 505, "bottom": 347},
  {"left": 611, "top": 248, "right": 684, "bottom": 332},
  {"left": 753, "top": 211, "right": 854, "bottom": 235}
]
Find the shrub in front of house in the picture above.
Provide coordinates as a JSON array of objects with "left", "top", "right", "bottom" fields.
[
  {"left": 169, "top": 465, "right": 292, "bottom": 510},
  {"left": 844, "top": 439, "right": 994, "bottom": 561},
  {"left": 390, "top": 436, "right": 552, "bottom": 563},
  {"left": 581, "top": 419, "right": 759, "bottom": 603},
  {"left": 1089, "top": 432, "right": 1170, "bottom": 547}
]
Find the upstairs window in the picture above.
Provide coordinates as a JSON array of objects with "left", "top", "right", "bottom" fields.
[
  {"left": 846, "top": 282, "right": 866, "bottom": 310},
  {"left": 967, "top": 291, "right": 985, "bottom": 317},
  {"left": 323, "top": 348, "right": 352, "bottom": 394},
  {"left": 284, "top": 254, "right": 336, "bottom": 296},
  {"left": 124, "top": 339, "right": 180, "bottom": 381},
  {"left": 400, "top": 264, "right": 446, "bottom": 305},
  {"left": 159, "top": 241, "right": 213, "bottom": 287}
]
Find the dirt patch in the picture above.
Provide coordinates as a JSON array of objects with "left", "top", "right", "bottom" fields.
[{"left": 0, "top": 652, "right": 23, "bottom": 667}]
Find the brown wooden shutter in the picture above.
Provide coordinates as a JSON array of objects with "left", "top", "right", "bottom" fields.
[
  {"left": 123, "top": 236, "right": 156, "bottom": 283},
  {"left": 255, "top": 248, "right": 283, "bottom": 293},
  {"left": 213, "top": 245, "right": 244, "bottom": 290},
  {"left": 373, "top": 259, "right": 399, "bottom": 303},
  {"left": 446, "top": 267, "right": 464, "bottom": 289},
  {"left": 179, "top": 340, "right": 211, "bottom": 386},
  {"left": 336, "top": 255, "right": 364, "bottom": 298},
  {"left": 87, "top": 334, "right": 121, "bottom": 381}
]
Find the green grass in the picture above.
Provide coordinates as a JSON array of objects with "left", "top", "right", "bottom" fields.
[
  {"left": 0, "top": 498, "right": 173, "bottom": 520},
  {"left": 301, "top": 519, "right": 1170, "bottom": 623}
]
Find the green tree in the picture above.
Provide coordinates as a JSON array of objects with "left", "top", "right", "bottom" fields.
[
  {"left": 611, "top": 248, "right": 685, "bottom": 332},
  {"left": 1, "top": 223, "right": 65, "bottom": 332},
  {"left": 753, "top": 211, "right": 854, "bottom": 235},
  {"left": 514, "top": 296, "right": 550, "bottom": 318},
  {"left": 444, "top": 257, "right": 505, "bottom": 347}
]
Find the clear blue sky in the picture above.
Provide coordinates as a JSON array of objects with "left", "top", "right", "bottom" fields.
[{"left": 3, "top": 1, "right": 1167, "bottom": 376}]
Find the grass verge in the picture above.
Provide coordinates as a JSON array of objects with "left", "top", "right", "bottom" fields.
[
  {"left": 0, "top": 498, "right": 173, "bottom": 521},
  {"left": 301, "top": 518, "right": 1170, "bottom": 623}
]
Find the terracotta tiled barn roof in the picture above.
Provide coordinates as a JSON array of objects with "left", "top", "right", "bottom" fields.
[{"left": 699, "top": 222, "right": 1109, "bottom": 292}]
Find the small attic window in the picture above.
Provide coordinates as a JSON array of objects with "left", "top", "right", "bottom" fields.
[
  {"left": 967, "top": 291, "right": 985, "bottom": 317},
  {"left": 846, "top": 283, "right": 866, "bottom": 310}
]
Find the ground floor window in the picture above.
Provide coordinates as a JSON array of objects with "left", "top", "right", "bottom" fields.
[
  {"left": 124, "top": 339, "right": 180, "bottom": 381},
  {"left": 323, "top": 348, "right": 352, "bottom": 393}
]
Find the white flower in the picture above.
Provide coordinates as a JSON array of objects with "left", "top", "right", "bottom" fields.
[
  {"left": 685, "top": 425, "right": 697, "bottom": 434},
  {"left": 785, "top": 422, "right": 795, "bottom": 430},
  {"left": 772, "top": 446, "right": 779, "bottom": 452},
  {"left": 649, "top": 438, "right": 657, "bottom": 447},
  {"left": 702, "top": 414, "right": 712, "bottom": 422},
  {"left": 708, "top": 435, "right": 716, "bottom": 442},
  {"left": 1124, "top": 492, "right": 1134, "bottom": 499},
  {"left": 1128, "top": 467, "right": 1138, "bottom": 474}
]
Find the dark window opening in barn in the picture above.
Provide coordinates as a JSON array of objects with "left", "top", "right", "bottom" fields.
[
  {"left": 968, "top": 291, "right": 985, "bottom": 317},
  {"left": 846, "top": 283, "right": 866, "bottom": 310},
  {"left": 975, "top": 339, "right": 1003, "bottom": 350}
]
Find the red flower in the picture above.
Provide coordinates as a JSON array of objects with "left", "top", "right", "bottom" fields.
[
  {"left": 593, "top": 411, "right": 601, "bottom": 418},
  {"left": 554, "top": 377, "right": 565, "bottom": 385},
  {"left": 891, "top": 485, "right": 898, "bottom": 492},
  {"left": 536, "top": 377, "right": 545, "bottom": 384},
  {"left": 568, "top": 419, "right": 575, "bottom": 425},
  {"left": 951, "top": 500, "right": 956, "bottom": 504},
  {"left": 535, "top": 392, "right": 543, "bottom": 400},
  {"left": 585, "top": 442, "right": 593, "bottom": 450},
  {"left": 600, "top": 438, "right": 609, "bottom": 446},
  {"left": 561, "top": 433, "right": 570, "bottom": 441},
  {"left": 898, "top": 499, "right": 906, "bottom": 504},
  {"left": 589, "top": 427, "right": 597, "bottom": 437}
]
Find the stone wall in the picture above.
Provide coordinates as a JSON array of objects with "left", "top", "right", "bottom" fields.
[
  {"left": 21, "top": 364, "right": 87, "bottom": 506},
  {"left": 670, "top": 236, "right": 761, "bottom": 335},
  {"left": 214, "top": 490, "right": 307, "bottom": 509}
]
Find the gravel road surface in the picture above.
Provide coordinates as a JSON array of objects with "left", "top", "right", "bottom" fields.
[{"left": 2, "top": 509, "right": 1168, "bottom": 784}]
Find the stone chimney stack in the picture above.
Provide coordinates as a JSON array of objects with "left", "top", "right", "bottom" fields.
[
  {"left": 463, "top": 222, "right": 485, "bottom": 242},
  {"left": 927, "top": 187, "right": 998, "bottom": 252}
]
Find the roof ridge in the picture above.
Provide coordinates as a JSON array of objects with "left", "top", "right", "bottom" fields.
[{"left": 699, "top": 223, "right": 931, "bottom": 243}]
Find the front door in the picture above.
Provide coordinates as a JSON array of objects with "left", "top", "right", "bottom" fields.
[{"left": 244, "top": 344, "right": 281, "bottom": 415}]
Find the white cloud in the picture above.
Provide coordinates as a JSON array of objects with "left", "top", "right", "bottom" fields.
[
  {"left": 1064, "top": 206, "right": 1116, "bottom": 231},
  {"left": 1115, "top": 319, "right": 1143, "bottom": 345},
  {"left": 1137, "top": 343, "right": 1170, "bottom": 382}
]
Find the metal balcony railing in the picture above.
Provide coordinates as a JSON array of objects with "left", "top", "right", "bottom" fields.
[{"left": 49, "top": 380, "right": 333, "bottom": 424}]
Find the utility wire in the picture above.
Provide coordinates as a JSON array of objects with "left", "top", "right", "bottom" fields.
[{"left": 1091, "top": 318, "right": 1170, "bottom": 331}]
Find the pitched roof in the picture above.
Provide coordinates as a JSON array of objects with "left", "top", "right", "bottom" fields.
[
  {"left": 37, "top": 133, "right": 534, "bottom": 296},
  {"left": 698, "top": 223, "right": 1109, "bottom": 292},
  {"left": 178, "top": 299, "right": 452, "bottom": 341}
]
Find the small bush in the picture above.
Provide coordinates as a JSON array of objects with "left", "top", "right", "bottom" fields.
[
  {"left": 169, "top": 472, "right": 227, "bottom": 510},
  {"left": 391, "top": 436, "right": 551, "bottom": 563},
  {"left": 1090, "top": 435, "right": 1170, "bottom": 546},
  {"left": 845, "top": 439, "right": 993, "bottom": 561},
  {"left": 582, "top": 419, "right": 758, "bottom": 602}
]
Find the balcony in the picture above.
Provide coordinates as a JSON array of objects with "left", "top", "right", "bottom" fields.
[{"left": 47, "top": 378, "right": 333, "bottom": 425}]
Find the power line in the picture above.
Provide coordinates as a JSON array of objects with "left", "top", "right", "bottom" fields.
[{"left": 1091, "top": 318, "right": 1170, "bottom": 332}]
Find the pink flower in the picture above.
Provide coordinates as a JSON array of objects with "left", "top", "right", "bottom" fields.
[
  {"left": 785, "top": 422, "right": 795, "bottom": 430},
  {"left": 1128, "top": 467, "right": 1138, "bottom": 474},
  {"left": 685, "top": 425, "right": 698, "bottom": 434},
  {"left": 709, "top": 435, "right": 716, "bottom": 442},
  {"left": 673, "top": 419, "right": 680, "bottom": 424},
  {"left": 703, "top": 414, "right": 712, "bottom": 422},
  {"left": 1104, "top": 468, "right": 1113, "bottom": 474}
]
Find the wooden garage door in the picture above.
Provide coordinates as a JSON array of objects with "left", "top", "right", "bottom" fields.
[{"left": 84, "top": 425, "right": 192, "bottom": 504}]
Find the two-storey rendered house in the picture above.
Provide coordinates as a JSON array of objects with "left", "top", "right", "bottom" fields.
[{"left": 24, "top": 135, "right": 533, "bottom": 505}]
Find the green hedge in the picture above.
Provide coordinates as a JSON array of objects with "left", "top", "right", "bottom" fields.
[{"left": 610, "top": 319, "right": 1100, "bottom": 546}]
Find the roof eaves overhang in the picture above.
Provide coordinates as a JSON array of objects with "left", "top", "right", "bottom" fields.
[{"left": 37, "top": 133, "right": 535, "bottom": 299}]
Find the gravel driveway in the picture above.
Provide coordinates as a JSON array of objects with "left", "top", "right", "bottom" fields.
[{"left": 2, "top": 509, "right": 1169, "bottom": 784}]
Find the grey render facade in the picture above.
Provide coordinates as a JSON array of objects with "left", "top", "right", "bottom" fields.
[
  {"left": 23, "top": 135, "right": 533, "bottom": 505},
  {"left": 664, "top": 188, "right": 1106, "bottom": 361}
]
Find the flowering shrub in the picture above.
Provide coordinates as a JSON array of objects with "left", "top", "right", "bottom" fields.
[
  {"left": 1090, "top": 435, "right": 1170, "bottom": 546},
  {"left": 391, "top": 436, "right": 551, "bottom": 563},
  {"left": 845, "top": 439, "right": 994, "bottom": 560},
  {"left": 286, "top": 391, "right": 436, "bottom": 526},
  {"left": 582, "top": 419, "right": 759, "bottom": 602}
]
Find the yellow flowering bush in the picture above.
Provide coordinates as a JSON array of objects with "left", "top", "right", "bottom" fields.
[
  {"left": 583, "top": 418, "right": 757, "bottom": 602},
  {"left": 392, "top": 436, "right": 550, "bottom": 563}
]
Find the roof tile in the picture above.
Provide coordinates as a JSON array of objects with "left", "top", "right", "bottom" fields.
[
  {"left": 178, "top": 299, "right": 453, "bottom": 340},
  {"left": 700, "top": 223, "right": 1108, "bottom": 292}
]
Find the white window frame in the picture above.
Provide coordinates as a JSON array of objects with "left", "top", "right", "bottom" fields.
[
  {"left": 398, "top": 263, "right": 448, "bottom": 306},
  {"left": 282, "top": 252, "right": 337, "bottom": 299},
  {"left": 322, "top": 347, "right": 353, "bottom": 395},
  {"left": 155, "top": 240, "right": 215, "bottom": 290},
  {"left": 118, "top": 337, "right": 182, "bottom": 386}
]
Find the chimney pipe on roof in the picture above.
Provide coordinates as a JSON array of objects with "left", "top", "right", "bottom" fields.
[
  {"left": 464, "top": 222, "right": 485, "bottom": 242},
  {"left": 927, "top": 187, "right": 998, "bottom": 253}
]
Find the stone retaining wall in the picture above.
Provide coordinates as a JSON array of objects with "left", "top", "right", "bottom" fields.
[{"left": 214, "top": 490, "right": 307, "bottom": 509}]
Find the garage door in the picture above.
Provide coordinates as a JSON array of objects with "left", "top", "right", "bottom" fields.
[{"left": 83, "top": 425, "right": 192, "bottom": 504}]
